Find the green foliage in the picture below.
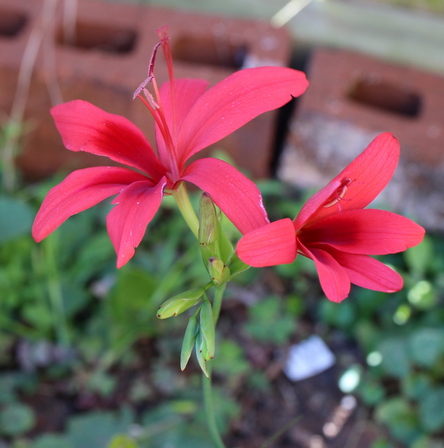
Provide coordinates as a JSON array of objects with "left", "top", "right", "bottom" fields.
[
  {"left": 419, "top": 387, "right": 444, "bottom": 433},
  {"left": 107, "top": 266, "right": 158, "bottom": 333},
  {"left": 213, "top": 339, "right": 250, "bottom": 379},
  {"left": 245, "top": 296, "right": 295, "bottom": 344},
  {"left": 378, "top": 337, "right": 411, "bottom": 378},
  {"left": 32, "top": 434, "right": 73, "bottom": 448},
  {"left": 408, "top": 327, "right": 444, "bottom": 367},
  {"left": 320, "top": 233, "right": 444, "bottom": 443},
  {"left": 0, "top": 158, "right": 442, "bottom": 448},
  {"left": 404, "top": 235, "right": 434, "bottom": 277},
  {"left": 319, "top": 298, "right": 356, "bottom": 329},
  {"left": 358, "top": 378, "right": 386, "bottom": 406},
  {"left": 66, "top": 408, "right": 133, "bottom": 447},
  {"left": 0, "top": 403, "right": 35, "bottom": 436},
  {"left": 107, "top": 435, "right": 139, "bottom": 448},
  {"left": 375, "top": 397, "right": 421, "bottom": 444},
  {"left": 0, "top": 196, "right": 34, "bottom": 244}
]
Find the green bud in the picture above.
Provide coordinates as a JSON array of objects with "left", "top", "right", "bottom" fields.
[
  {"left": 198, "top": 193, "right": 219, "bottom": 248},
  {"left": 195, "top": 331, "right": 210, "bottom": 378},
  {"left": 180, "top": 315, "right": 199, "bottom": 371},
  {"left": 157, "top": 286, "right": 205, "bottom": 319},
  {"left": 200, "top": 300, "right": 215, "bottom": 360},
  {"left": 208, "top": 257, "right": 230, "bottom": 286}
]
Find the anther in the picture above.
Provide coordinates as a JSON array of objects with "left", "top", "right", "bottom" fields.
[
  {"left": 142, "top": 88, "right": 160, "bottom": 110},
  {"left": 323, "top": 177, "right": 353, "bottom": 209},
  {"left": 133, "top": 76, "right": 153, "bottom": 100}
]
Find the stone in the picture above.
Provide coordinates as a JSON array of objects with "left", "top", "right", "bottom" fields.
[
  {"left": 0, "top": 0, "right": 291, "bottom": 180},
  {"left": 279, "top": 48, "right": 444, "bottom": 230}
]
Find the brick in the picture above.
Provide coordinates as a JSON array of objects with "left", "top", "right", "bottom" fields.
[
  {"left": 0, "top": 0, "right": 291, "bottom": 180},
  {"left": 279, "top": 48, "right": 444, "bottom": 230}
]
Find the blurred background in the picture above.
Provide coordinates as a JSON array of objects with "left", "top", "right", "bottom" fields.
[{"left": 0, "top": 0, "right": 443, "bottom": 447}]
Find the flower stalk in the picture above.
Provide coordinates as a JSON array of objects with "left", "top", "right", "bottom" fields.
[{"left": 172, "top": 182, "right": 199, "bottom": 238}]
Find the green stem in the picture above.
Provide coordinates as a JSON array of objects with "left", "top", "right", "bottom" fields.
[
  {"left": 202, "top": 283, "right": 227, "bottom": 448},
  {"left": 173, "top": 182, "right": 227, "bottom": 447},
  {"left": 43, "top": 236, "right": 70, "bottom": 347},
  {"left": 203, "top": 365, "right": 225, "bottom": 448},
  {"left": 212, "top": 284, "right": 226, "bottom": 324},
  {"left": 173, "top": 182, "right": 199, "bottom": 238}
]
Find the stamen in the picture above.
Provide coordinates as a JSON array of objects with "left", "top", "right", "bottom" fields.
[
  {"left": 157, "top": 26, "right": 177, "bottom": 143},
  {"left": 148, "top": 42, "right": 162, "bottom": 77},
  {"left": 142, "top": 88, "right": 160, "bottom": 110},
  {"left": 323, "top": 177, "right": 353, "bottom": 209},
  {"left": 133, "top": 76, "right": 153, "bottom": 100}
]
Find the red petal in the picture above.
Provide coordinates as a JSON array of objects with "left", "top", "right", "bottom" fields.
[
  {"left": 178, "top": 67, "right": 308, "bottom": 163},
  {"left": 32, "top": 167, "right": 148, "bottom": 242},
  {"left": 182, "top": 158, "right": 269, "bottom": 234},
  {"left": 236, "top": 219, "right": 297, "bottom": 267},
  {"left": 301, "top": 243, "right": 351, "bottom": 303},
  {"left": 51, "top": 100, "right": 165, "bottom": 177},
  {"left": 294, "top": 133, "right": 400, "bottom": 229},
  {"left": 321, "top": 247, "right": 403, "bottom": 292},
  {"left": 302, "top": 209, "right": 425, "bottom": 255},
  {"left": 107, "top": 178, "right": 167, "bottom": 268},
  {"left": 156, "top": 79, "right": 209, "bottom": 167}
]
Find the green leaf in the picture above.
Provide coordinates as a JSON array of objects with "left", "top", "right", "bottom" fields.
[
  {"left": 404, "top": 236, "right": 433, "bottom": 276},
  {"left": 32, "top": 434, "right": 73, "bottom": 448},
  {"left": 0, "top": 402, "right": 35, "bottom": 436},
  {"left": 212, "top": 340, "right": 250, "bottom": 378},
  {"left": 319, "top": 299, "right": 356, "bottom": 328},
  {"left": 107, "top": 435, "right": 139, "bottom": 448},
  {"left": 408, "top": 328, "right": 444, "bottom": 367},
  {"left": 0, "top": 196, "right": 34, "bottom": 244},
  {"left": 402, "top": 373, "right": 432, "bottom": 400},
  {"left": 378, "top": 338, "right": 410, "bottom": 378},
  {"left": 408, "top": 281, "right": 437, "bottom": 310},
  {"left": 358, "top": 379, "right": 385, "bottom": 406},
  {"left": 375, "top": 397, "right": 420, "bottom": 444},
  {"left": 412, "top": 435, "right": 444, "bottom": 448},
  {"left": 141, "top": 401, "right": 210, "bottom": 448},
  {"left": 67, "top": 408, "right": 133, "bottom": 447},
  {"left": 108, "top": 267, "right": 157, "bottom": 332},
  {"left": 87, "top": 370, "right": 117, "bottom": 398},
  {"left": 245, "top": 296, "right": 295, "bottom": 344},
  {"left": 419, "top": 387, "right": 444, "bottom": 433}
]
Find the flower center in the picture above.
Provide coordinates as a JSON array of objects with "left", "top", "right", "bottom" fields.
[{"left": 323, "top": 177, "right": 353, "bottom": 209}]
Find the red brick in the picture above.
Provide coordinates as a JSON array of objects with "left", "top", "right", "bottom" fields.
[
  {"left": 279, "top": 48, "right": 444, "bottom": 230},
  {"left": 0, "top": 0, "right": 291, "bottom": 180}
]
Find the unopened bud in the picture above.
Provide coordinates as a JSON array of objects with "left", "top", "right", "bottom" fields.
[
  {"left": 157, "top": 286, "right": 205, "bottom": 319},
  {"left": 180, "top": 316, "right": 199, "bottom": 371},
  {"left": 208, "top": 257, "right": 230, "bottom": 286},
  {"left": 200, "top": 300, "right": 215, "bottom": 360},
  {"left": 195, "top": 331, "right": 210, "bottom": 378},
  {"left": 198, "top": 193, "right": 219, "bottom": 248}
]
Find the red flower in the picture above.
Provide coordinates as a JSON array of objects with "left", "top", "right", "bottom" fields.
[
  {"left": 237, "top": 133, "right": 425, "bottom": 302},
  {"left": 32, "top": 28, "right": 309, "bottom": 268}
]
